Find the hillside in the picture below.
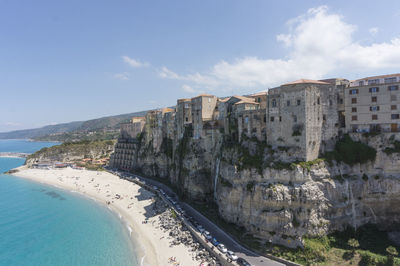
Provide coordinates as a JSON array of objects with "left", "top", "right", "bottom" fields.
[
  {"left": 25, "top": 140, "right": 116, "bottom": 170},
  {"left": 0, "top": 110, "right": 148, "bottom": 141}
]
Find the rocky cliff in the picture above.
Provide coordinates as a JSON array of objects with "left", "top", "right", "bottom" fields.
[
  {"left": 117, "top": 130, "right": 400, "bottom": 248},
  {"left": 26, "top": 140, "right": 116, "bottom": 166}
]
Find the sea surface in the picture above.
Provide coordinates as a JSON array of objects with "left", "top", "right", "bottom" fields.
[{"left": 0, "top": 140, "right": 139, "bottom": 266}]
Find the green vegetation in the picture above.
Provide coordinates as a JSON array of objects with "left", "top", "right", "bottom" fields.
[
  {"left": 33, "top": 130, "right": 120, "bottom": 142},
  {"left": 271, "top": 224, "right": 400, "bottom": 265},
  {"left": 246, "top": 181, "right": 256, "bottom": 192},
  {"left": 324, "top": 134, "right": 377, "bottom": 166},
  {"left": 220, "top": 177, "right": 233, "bottom": 188},
  {"left": 384, "top": 141, "right": 400, "bottom": 155},
  {"left": 170, "top": 209, "right": 177, "bottom": 219},
  {"left": 189, "top": 201, "right": 400, "bottom": 266},
  {"left": 27, "top": 140, "right": 115, "bottom": 169},
  {"left": 293, "top": 158, "right": 325, "bottom": 171}
]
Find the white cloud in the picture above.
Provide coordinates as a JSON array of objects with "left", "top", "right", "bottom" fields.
[
  {"left": 122, "top": 56, "right": 149, "bottom": 68},
  {"left": 369, "top": 27, "right": 379, "bottom": 36},
  {"left": 159, "top": 6, "right": 400, "bottom": 91},
  {"left": 182, "top": 84, "right": 196, "bottom": 93},
  {"left": 113, "top": 72, "right": 130, "bottom": 80},
  {"left": 5, "top": 122, "right": 21, "bottom": 127}
]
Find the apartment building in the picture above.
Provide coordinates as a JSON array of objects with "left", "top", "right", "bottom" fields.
[
  {"left": 345, "top": 74, "right": 400, "bottom": 133},
  {"left": 176, "top": 98, "right": 192, "bottom": 139},
  {"left": 191, "top": 94, "right": 218, "bottom": 139}
]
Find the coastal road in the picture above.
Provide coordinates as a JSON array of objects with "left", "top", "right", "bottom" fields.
[{"left": 112, "top": 169, "right": 286, "bottom": 266}]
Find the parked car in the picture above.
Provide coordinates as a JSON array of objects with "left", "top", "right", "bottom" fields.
[
  {"left": 211, "top": 237, "right": 219, "bottom": 246},
  {"left": 197, "top": 225, "right": 205, "bottom": 233},
  {"left": 202, "top": 231, "right": 212, "bottom": 241},
  {"left": 226, "top": 250, "right": 238, "bottom": 261},
  {"left": 237, "top": 257, "right": 251, "bottom": 266},
  {"left": 217, "top": 243, "right": 227, "bottom": 253}
]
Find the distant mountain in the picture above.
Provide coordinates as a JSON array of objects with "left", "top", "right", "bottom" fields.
[{"left": 0, "top": 110, "right": 148, "bottom": 140}]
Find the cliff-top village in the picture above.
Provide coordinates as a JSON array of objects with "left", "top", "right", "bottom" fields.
[{"left": 111, "top": 73, "right": 400, "bottom": 169}]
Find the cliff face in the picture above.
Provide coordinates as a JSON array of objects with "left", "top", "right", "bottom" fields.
[
  {"left": 26, "top": 140, "right": 115, "bottom": 166},
  {"left": 118, "top": 131, "right": 400, "bottom": 248}
]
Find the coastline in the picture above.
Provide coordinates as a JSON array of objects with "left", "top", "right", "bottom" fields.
[{"left": 10, "top": 166, "right": 199, "bottom": 266}]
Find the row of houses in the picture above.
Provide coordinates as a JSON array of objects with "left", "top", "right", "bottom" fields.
[{"left": 111, "top": 73, "right": 400, "bottom": 164}]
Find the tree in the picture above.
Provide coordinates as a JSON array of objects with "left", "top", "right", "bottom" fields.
[
  {"left": 386, "top": 246, "right": 398, "bottom": 265},
  {"left": 347, "top": 238, "right": 360, "bottom": 255}
]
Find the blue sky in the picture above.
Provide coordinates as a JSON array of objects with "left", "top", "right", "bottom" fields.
[{"left": 1, "top": 0, "right": 400, "bottom": 132}]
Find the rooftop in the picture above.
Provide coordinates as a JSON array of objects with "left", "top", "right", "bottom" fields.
[
  {"left": 249, "top": 91, "right": 268, "bottom": 96},
  {"left": 353, "top": 73, "right": 400, "bottom": 82},
  {"left": 234, "top": 100, "right": 260, "bottom": 105},
  {"left": 192, "top": 93, "right": 215, "bottom": 99},
  {"left": 282, "top": 79, "right": 330, "bottom": 86}
]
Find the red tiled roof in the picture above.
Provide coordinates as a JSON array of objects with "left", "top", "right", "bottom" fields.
[
  {"left": 353, "top": 73, "right": 400, "bottom": 81},
  {"left": 192, "top": 94, "right": 215, "bottom": 98},
  {"left": 249, "top": 91, "right": 268, "bottom": 96},
  {"left": 234, "top": 100, "right": 260, "bottom": 105},
  {"left": 283, "top": 79, "right": 330, "bottom": 86}
]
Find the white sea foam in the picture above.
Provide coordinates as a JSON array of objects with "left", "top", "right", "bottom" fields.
[{"left": 127, "top": 225, "right": 132, "bottom": 236}]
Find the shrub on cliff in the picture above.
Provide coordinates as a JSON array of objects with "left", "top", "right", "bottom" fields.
[{"left": 325, "top": 135, "right": 376, "bottom": 166}]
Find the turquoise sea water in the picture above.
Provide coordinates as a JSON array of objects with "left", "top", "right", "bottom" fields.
[{"left": 0, "top": 140, "right": 139, "bottom": 266}]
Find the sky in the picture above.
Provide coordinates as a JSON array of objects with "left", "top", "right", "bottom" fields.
[{"left": 1, "top": 0, "right": 400, "bottom": 132}]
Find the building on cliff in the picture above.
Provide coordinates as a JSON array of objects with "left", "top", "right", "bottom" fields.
[
  {"left": 191, "top": 94, "right": 218, "bottom": 139},
  {"left": 110, "top": 116, "right": 146, "bottom": 170},
  {"left": 346, "top": 73, "right": 400, "bottom": 133},
  {"left": 110, "top": 73, "right": 400, "bottom": 166}
]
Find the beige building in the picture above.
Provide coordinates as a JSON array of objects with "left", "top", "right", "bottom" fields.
[
  {"left": 266, "top": 79, "right": 336, "bottom": 161},
  {"left": 247, "top": 91, "right": 268, "bottom": 109},
  {"left": 176, "top": 98, "right": 192, "bottom": 139},
  {"left": 191, "top": 94, "right": 218, "bottom": 139},
  {"left": 119, "top": 116, "right": 146, "bottom": 140},
  {"left": 345, "top": 73, "right": 400, "bottom": 133}
]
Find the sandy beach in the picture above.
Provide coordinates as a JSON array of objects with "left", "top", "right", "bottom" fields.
[{"left": 11, "top": 166, "right": 203, "bottom": 266}]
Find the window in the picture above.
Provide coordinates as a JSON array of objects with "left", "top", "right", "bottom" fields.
[
  {"left": 392, "top": 105, "right": 397, "bottom": 110},
  {"left": 185, "top": 117, "right": 188, "bottom": 122},
  {"left": 297, "top": 99, "right": 301, "bottom": 105},
  {"left": 293, "top": 115, "right": 297, "bottom": 122},
  {"left": 369, "top": 87, "right": 379, "bottom": 93},
  {"left": 317, "top": 97, "right": 320, "bottom": 104},
  {"left": 279, "top": 116, "right": 282, "bottom": 122},
  {"left": 329, "top": 99, "right": 333, "bottom": 106},
  {"left": 352, "top": 98, "right": 357, "bottom": 104},
  {"left": 272, "top": 99, "right": 276, "bottom": 107},
  {"left": 270, "top": 116, "right": 274, "bottom": 122},
  {"left": 257, "top": 97, "right": 261, "bottom": 103},
  {"left": 368, "top": 79, "right": 379, "bottom": 85},
  {"left": 388, "top": 85, "right": 399, "bottom": 91},
  {"left": 349, "top": 89, "right": 358, "bottom": 95},
  {"left": 263, "top": 115, "right": 266, "bottom": 122},
  {"left": 352, "top": 115, "right": 358, "bottom": 121},
  {"left": 359, "top": 81, "right": 364, "bottom": 86},
  {"left": 385, "top": 77, "right": 397, "bottom": 83},
  {"left": 370, "top": 106, "right": 380, "bottom": 111},
  {"left": 208, "top": 98, "right": 211, "bottom": 103},
  {"left": 392, "top": 114, "right": 400, "bottom": 120},
  {"left": 391, "top": 95, "right": 397, "bottom": 101},
  {"left": 323, "top": 114, "right": 326, "bottom": 121},
  {"left": 339, "top": 98, "right": 344, "bottom": 104},
  {"left": 371, "top": 96, "right": 377, "bottom": 102},
  {"left": 352, "top": 107, "right": 357, "bottom": 112},
  {"left": 245, "top": 116, "right": 249, "bottom": 124},
  {"left": 372, "top": 115, "right": 378, "bottom": 120},
  {"left": 287, "top": 100, "right": 290, "bottom": 106}
]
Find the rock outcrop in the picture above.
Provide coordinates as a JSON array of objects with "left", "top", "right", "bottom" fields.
[{"left": 112, "top": 131, "right": 400, "bottom": 248}]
